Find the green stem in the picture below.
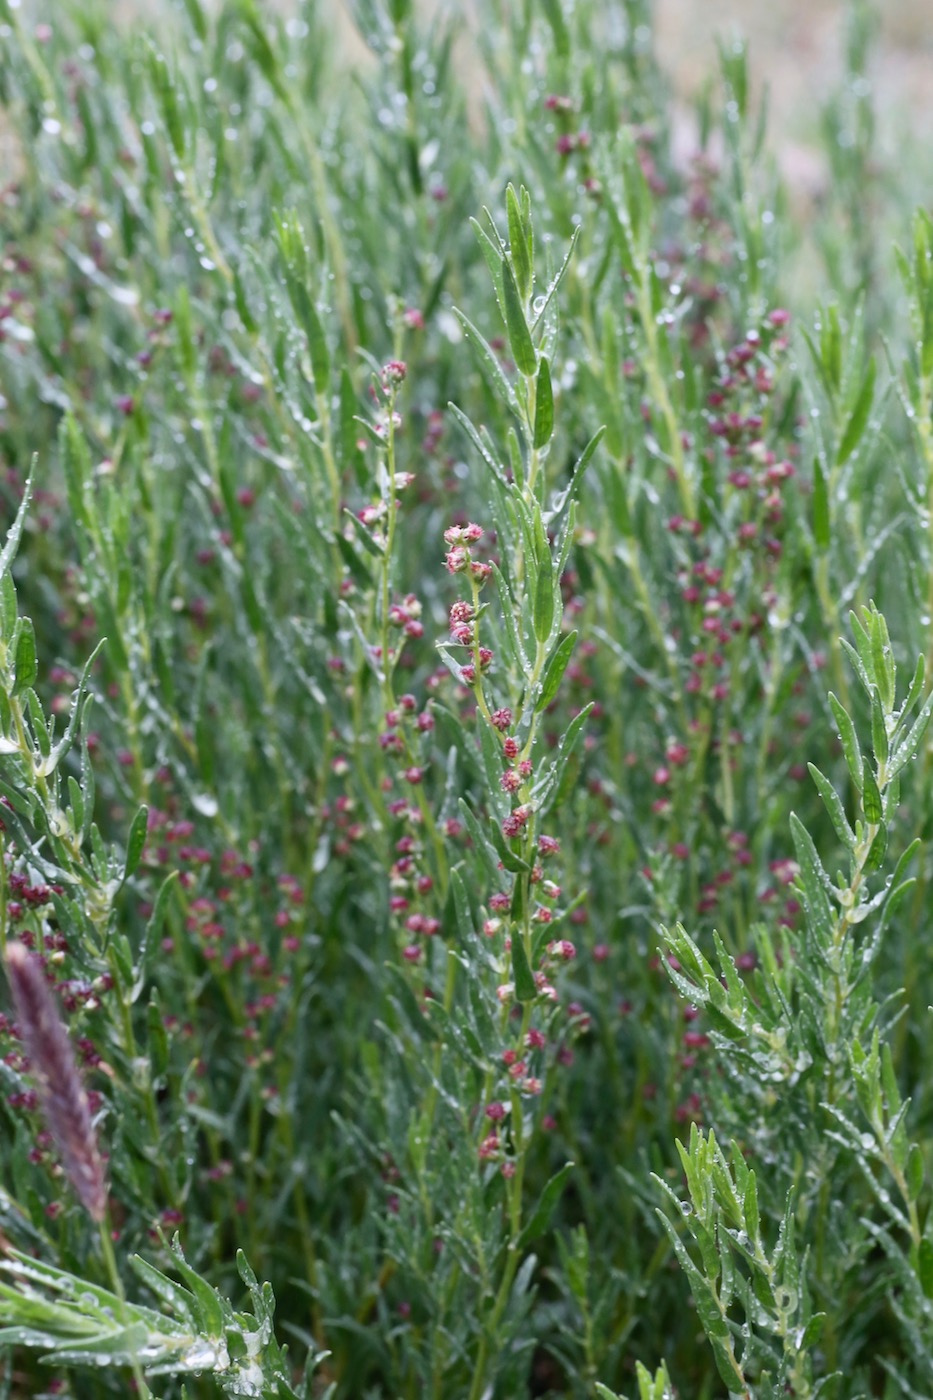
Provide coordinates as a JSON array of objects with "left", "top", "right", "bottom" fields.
[{"left": 99, "top": 1218, "right": 151, "bottom": 1399}]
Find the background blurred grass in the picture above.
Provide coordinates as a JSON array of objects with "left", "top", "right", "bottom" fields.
[
  {"left": 656, "top": 0, "right": 932, "bottom": 139},
  {"left": 4, "top": 0, "right": 931, "bottom": 182}
]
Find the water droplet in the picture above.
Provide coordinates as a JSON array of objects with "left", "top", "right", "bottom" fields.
[
  {"left": 182, "top": 1340, "right": 219, "bottom": 1370},
  {"left": 776, "top": 1285, "right": 798, "bottom": 1312}
]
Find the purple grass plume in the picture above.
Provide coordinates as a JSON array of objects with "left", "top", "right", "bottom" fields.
[{"left": 5, "top": 942, "right": 107, "bottom": 1223}]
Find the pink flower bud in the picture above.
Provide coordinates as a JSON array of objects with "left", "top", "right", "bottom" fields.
[{"left": 381, "top": 360, "right": 407, "bottom": 387}]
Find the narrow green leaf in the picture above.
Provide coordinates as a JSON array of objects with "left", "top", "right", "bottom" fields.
[
  {"left": 336, "top": 535, "right": 372, "bottom": 590},
  {"left": 862, "top": 767, "right": 883, "bottom": 823},
  {"left": 821, "top": 303, "right": 842, "bottom": 395},
  {"left": 807, "top": 764, "right": 855, "bottom": 849},
  {"left": 839, "top": 637, "right": 871, "bottom": 696},
  {"left": 449, "top": 869, "right": 474, "bottom": 946},
  {"left": 828, "top": 693, "right": 863, "bottom": 791},
  {"left": 501, "top": 259, "right": 537, "bottom": 377},
  {"left": 533, "top": 513, "right": 555, "bottom": 644},
  {"left": 743, "top": 1169, "right": 759, "bottom": 1243},
  {"left": 46, "top": 639, "right": 106, "bottom": 779},
  {"left": 130, "top": 1254, "right": 196, "bottom": 1323},
  {"left": 111, "top": 934, "right": 135, "bottom": 990},
  {"left": 864, "top": 824, "right": 888, "bottom": 872},
  {"left": 67, "top": 775, "right": 85, "bottom": 838},
  {"left": 900, "top": 654, "right": 925, "bottom": 720},
  {"left": 470, "top": 216, "right": 506, "bottom": 301},
  {"left": 54, "top": 1322, "right": 153, "bottom": 1365},
  {"left": 232, "top": 268, "right": 259, "bottom": 335},
  {"left": 510, "top": 869, "right": 526, "bottom": 924},
  {"left": 147, "top": 990, "right": 170, "bottom": 1079},
  {"left": 801, "top": 1314, "right": 826, "bottom": 1349},
  {"left": 169, "top": 1243, "right": 225, "bottom": 1337},
  {"left": 11, "top": 618, "right": 37, "bottom": 696},
  {"left": 540, "top": 0, "right": 570, "bottom": 57},
  {"left": 292, "top": 282, "right": 331, "bottom": 388},
  {"left": 478, "top": 713, "right": 505, "bottom": 802},
  {"left": 516, "top": 1162, "right": 575, "bottom": 1248},
  {"left": 849, "top": 608, "right": 875, "bottom": 686},
  {"left": 536, "top": 630, "right": 577, "bottom": 713},
  {"left": 868, "top": 608, "right": 896, "bottom": 711},
  {"left": 511, "top": 931, "right": 537, "bottom": 1002},
  {"left": 0, "top": 574, "right": 15, "bottom": 639},
  {"left": 448, "top": 403, "right": 509, "bottom": 486},
  {"left": 533, "top": 356, "right": 554, "bottom": 450},
  {"left": 533, "top": 703, "right": 593, "bottom": 815},
  {"left": 789, "top": 813, "right": 835, "bottom": 949},
  {"left": 531, "top": 226, "right": 580, "bottom": 329},
  {"left": 181, "top": 0, "right": 208, "bottom": 40},
  {"left": 812, "top": 457, "right": 830, "bottom": 550},
  {"left": 147, "top": 45, "right": 186, "bottom": 160},
  {"left": 550, "top": 425, "right": 606, "bottom": 519},
  {"left": 174, "top": 285, "right": 196, "bottom": 380},
  {"left": 60, "top": 418, "right": 93, "bottom": 536},
  {"left": 0, "top": 462, "right": 33, "bottom": 583},
  {"left": 492, "top": 564, "right": 529, "bottom": 673},
  {"left": 919, "top": 1238, "right": 933, "bottom": 1299},
  {"left": 453, "top": 309, "right": 516, "bottom": 408},
  {"left": 870, "top": 687, "right": 889, "bottom": 767},
  {"left": 340, "top": 367, "right": 366, "bottom": 486},
  {"left": 907, "top": 1143, "right": 925, "bottom": 1200},
  {"left": 507, "top": 423, "right": 526, "bottom": 493},
  {"left": 836, "top": 357, "right": 876, "bottom": 466},
  {"left": 888, "top": 683, "right": 933, "bottom": 779},
  {"left": 506, "top": 184, "right": 533, "bottom": 303},
  {"left": 123, "top": 805, "right": 149, "bottom": 882},
  {"left": 134, "top": 871, "right": 180, "bottom": 1002}
]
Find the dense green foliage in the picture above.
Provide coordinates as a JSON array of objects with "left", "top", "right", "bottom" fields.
[{"left": 1, "top": 0, "right": 933, "bottom": 1395}]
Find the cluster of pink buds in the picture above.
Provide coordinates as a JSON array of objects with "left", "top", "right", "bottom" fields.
[
  {"left": 443, "top": 522, "right": 491, "bottom": 583},
  {"left": 381, "top": 359, "right": 407, "bottom": 389},
  {"left": 379, "top": 696, "right": 450, "bottom": 965},
  {"left": 443, "top": 522, "right": 484, "bottom": 547},
  {"left": 443, "top": 526, "right": 497, "bottom": 688},
  {"left": 388, "top": 594, "right": 424, "bottom": 640},
  {"left": 448, "top": 600, "right": 474, "bottom": 646},
  {"left": 501, "top": 805, "right": 531, "bottom": 840}
]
